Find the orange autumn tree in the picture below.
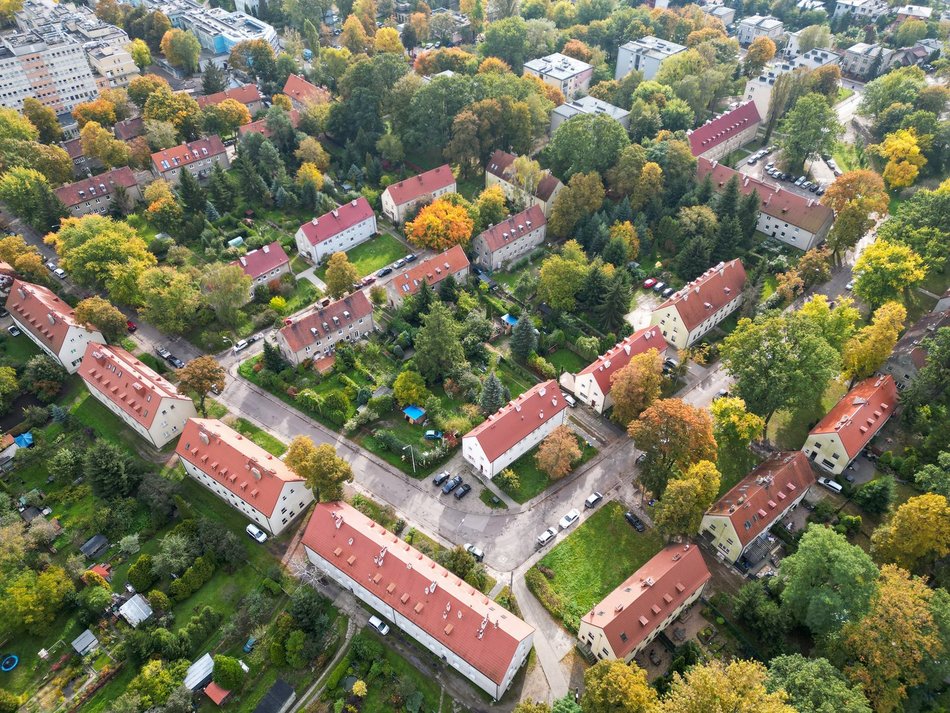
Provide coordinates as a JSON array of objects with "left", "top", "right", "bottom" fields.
[
  {"left": 405, "top": 198, "right": 474, "bottom": 251},
  {"left": 535, "top": 425, "right": 581, "bottom": 480}
]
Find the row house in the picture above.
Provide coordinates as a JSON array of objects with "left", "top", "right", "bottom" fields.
[
  {"left": 53, "top": 167, "right": 142, "bottom": 218},
  {"left": 381, "top": 165, "right": 456, "bottom": 224},
  {"left": 150, "top": 136, "right": 229, "bottom": 185},
  {"left": 803, "top": 375, "right": 897, "bottom": 475},
  {"left": 883, "top": 308, "right": 950, "bottom": 390},
  {"left": 294, "top": 197, "right": 377, "bottom": 264},
  {"left": 5, "top": 279, "right": 104, "bottom": 373},
  {"left": 195, "top": 83, "right": 263, "bottom": 114},
  {"left": 687, "top": 102, "right": 761, "bottom": 162},
  {"left": 275, "top": 291, "right": 375, "bottom": 366},
  {"left": 485, "top": 150, "right": 563, "bottom": 218},
  {"left": 578, "top": 545, "right": 711, "bottom": 663},
  {"left": 78, "top": 343, "right": 197, "bottom": 448},
  {"left": 462, "top": 380, "right": 568, "bottom": 479},
  {"left": 650, "top": 259, "right": 746, "bottom": 349},
  {"left": 386, "top": 245, "right": 470, "bottom": 306},
  {"left": 700, "top": 452, "right": 815, "bottom": 565},
  {"left": 471, "top": 205, "right": 546, "bottom": 272},
  {"left": 615, "top": 36, "right": 685, "bottom": 81},
  {"left": 302, "top": 502, "right": 534, "bottom": 700},
  {"left": 176, "top": 418, "right": 313, "bottom": 535},
  {"left": 523, "top": 52, "right": 593, "bottom": 100},
  {"left": 230, "top": 240, "right": 290, "bottom": 301}
]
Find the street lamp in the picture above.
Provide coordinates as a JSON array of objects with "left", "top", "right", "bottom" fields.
[{"left": 402, "top": 445, "right": 416, "bottom": 474}]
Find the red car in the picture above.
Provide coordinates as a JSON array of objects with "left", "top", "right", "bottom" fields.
[
  {"left": 643, "top": 278, "right": 657, "bottom": 289},
  {"left": 126, "top": 320, "right": 137, "bottom": 332}
]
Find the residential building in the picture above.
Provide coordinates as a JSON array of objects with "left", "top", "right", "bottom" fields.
[
  {"left": 429, "top": 8, "right": 472, "bottom": 45},
  {"left": 559, "top": 327, "right": 669, "bottom": 414},
  {"left": 687, "top": 102, "right": 761, "bottom": 161},
  {"left": 302, "top": 501, "right": 535, "bottom": 700},
  {"left": 650, "top": 259, "right": 746, "bottom": 349},
  {"left": 238, "top": 110, "right": 299, "bottom": 139},
  {"left": 5, "top": 278, "right": 105, "bottom": 373},
  {"left": 840, "top": 42, "right": 894, "bottom": 79},
  {"left": 550, "top": 95, "right": 630, "bottom": 132},
  {"left": 53, "top": 167, "right": 142, "bottom": 218},
  {"left": 485, "top": 150, "right": 563, "bottom": 218},
  {"left": 78, "top": 343, "right": 197, "bottom": 448},
  {"left": 744, "top": 50, "right": 841, "bottom": 116},
  {"left": 294, "top": 197, "right": 377, "bottom": 264},
  {"left": 113, "top": 117, "right": 145, "bottom": 141},
  {"left": 275, "top": 291, "right": 375, "bottom": 366},
  {"left": 163, "top": 0, "right": 279, "bottom": 55},
  {"left": 697, "top": 158, "right": 834, "bottom": 250},
  {"left": 195, "top": 84, "right": 263, "bottom": 114},
  {"left": 282, "top": 73, "right": 329, "bottom": 109},
  {"left": 471, "top": 205, "right": 546, "bottom": 272},
  {"left": 61, "top": 137, "right": 100, "bottom": 176},
  {"left": 577, "top": 544, "right": 710, "bottom": 662},
  {"left": 886, "top": 41, "right": 937, "bottom": 71},
  {"left": 615, "top": 36, "right": 686, "bottom": 81},
  {"left": 700, "top": 452, "right": 815, "bottom": 565},
  {"left": 803, "top": 375, "right": 898, "bottom": 474},
  {"left": 230, "top": 240, "right": 290, "bottom": 300},
  {"left": 833, "top": 0, "right": 891, "bottom": 20},
  {"left": 883, "top": 309, "right": 949, "bottom": 390},
  {"left": 895, "top": 3, "right": 931, "bottom": 21},
  {"left": 736, "top": 15, "right": 784, "bottom": 45},
  {"left": 380, "top": 164, "right": 456, "bottom": 224},
  {"left": 0, "top": 30, "right": 99, "bottom": 112},
  {"left": 151, "top": 136, "right": 229, "bottom": 184},
  {"left": 386, "top": 245, "right": 470, "bottom": 305},
  {"left": 702, "top": 4, "right": 736, "bottom": 26},
  {"left": 463, "top": 380, "right": 569, "bottom": 478},
  {"left": 523, "top": 52, "right": 593, "bottom": 99},
  {"left": 176, "top": 418, "right": 314, "bottom": 535},
  {"left": 87, "top": 44, "right": 139, "bottom": 88}
]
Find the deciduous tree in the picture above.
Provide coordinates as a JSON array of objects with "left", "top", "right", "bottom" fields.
[
  {"left": 871, "top": 494, "right": 950, "bottom": 574},
  {"left": 137, "top": 266, "right": 201, "bottom": 334},
  {"left": 324, "top": 251, "right": 360, "bottom": 299},
  {"left": 710, "top": 396, "right": 764, "bottom": 481},
  {"left": 178, "top": 356, "right": 225, "bottom": 416},
  {"left": 798, "top": 294, "right": 860, "bottom": 353},
  {"left": 405, "top": 198, "right": 473, "bottom": 250},
  {"left": 285, "top": 437, "right": 353, "bottom": 501},
  {"left": 393, "top": 370, "right": 429, "bottom": 407},
  {"left": 128, "top": 38, "right": 152, "bottom": 70},
  {"left": 852, "top": 240, "right": 925, "bottom": 309},
  {"left": 127, "top": 74, "right": 171, "bottom": 108},
  {"left": 821, "top": 170, "right": 889, "bottom": 263},
  {"left": 610, "top": 348, "right": 663, "bottom": 426},
  {"left": 582, "top": 659, "right": 658, "bottom": 713},
  {"left": 660, "top": 659, "right": 794, "bottom": 713},
  {"left": 80, "top": 120, "right": 131, "bottom": 168},
  {"left": 0, "top": 167, "right": 65, "bottom": 232},
  {"left": 766, "top": 655, "right": 871, "bottom": 713},
  {"left": 1, "top": 566, "right": 74, "bottom": 634},
  {"left": 744, "top": 36, "right": 776, "bottom": 76},
  {"left": 547, "top": 113, "right": 629, "bottom": 179},
  {"left": 201, "top": 263, "right": 251, "bottom": 327},
  {"left": 535, "top": 425, "right": 581, "bottom": 480},
  {"left": 160, "top": 28, "right": 201, "bottom": 74},
  {"left": 873, "top": 128, "right": 927, "bottom": 188},
  {"left": 842, "top": 301, "right": 905, "bottom": 385},
  {"left": 654, "top": 460, "right": 721, "bottom": 538},
  {"left": 21, "top": 97, "right": 60, "bottom": 143},
  {"left": 537, "top": 240, "right": 588, "bottom": 311},
  {"left": 779, "top": 92, "right": 842, "bottom": 171},
  {"left": 549, "top": 172, "right": 604, "bottom": 238}
]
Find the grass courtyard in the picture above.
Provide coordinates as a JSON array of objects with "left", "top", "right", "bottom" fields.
[
  {"left": 767, "top": 379, "right": 850, "bottom": 450},
  {"left": 314, "top": 232, "right": 408, "bottom": 280},
  {"left": 497, "top": 432, "right": 597, "bottom": 503}
]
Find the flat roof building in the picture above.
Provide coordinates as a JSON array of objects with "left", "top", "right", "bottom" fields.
[
  {"left": 524, "top": 52, "right": 593, "bottom": 99},
  {"left": 616, "top": 36, "right": 686, "bottom": 81},
  {"left": 550, "top": 95, "right": 630, "bottom": 132}
]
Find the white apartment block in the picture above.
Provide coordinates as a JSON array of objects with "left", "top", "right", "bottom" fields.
[
  {"left": 743, "top": 49, "right": 841, "bottom": 120},
  {"left": 550, "top": 95, "right": 630, "bottom": 132},
  {"left": 833, "top": 0, "right": 891, "bottom": 20},
  {"left": 0, "top": 31, "right": 98, "bottom": 112},
  {"left": 472, "top": 205, "right": 546, "bottom": 271},
  {"left": 162, "top": 0, "right": 279, "bottom": 55},
  {"left": 703, "top": 4, "right": 735, "bottom": 26},
  {"left": 87, "top": 45, "right": 139, "bottom": 88},
  {"left": 615, "top": 36, "right": 686, "bottom": 81},
  {"left": 736, "top": 15, "right": 784, "bottom": 46},
  {"left": 294, "top": 197, "right": 377, "bottom": 264},
  {"left": 524, "top": 52, "right": 593, "bottom": 99}
]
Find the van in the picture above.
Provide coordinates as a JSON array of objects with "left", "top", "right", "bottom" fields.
[
  {"left": 562, "top": 393, "right": 577, "bottom": 408},
  {"left": 817, "top": 477, "right": 843, "bottom": 493}
]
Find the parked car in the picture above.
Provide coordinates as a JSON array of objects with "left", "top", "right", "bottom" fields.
[
  {"left": 642, "top": 278, "right": 657, "bottom": 289},
  {"left": 242, "top": 637, "right": 257, "bottom": 653},
  {"left": 432, "top": 471, "right": 451, "bottom": 486},
  {"left": 361, "top": 275, "right": 377, "bottom": 286},
  {"left": 558, "top": 509, "right": 580, "bottom": 530},
  {"left": 464, "top": 543, "right": 484, "bottom": 562},
  {"left": 126, "top": 320, "right": 137, "bottom": 332},
  {"left": 45, "top": 260, "right": 56, "bottom": 272},
  {"left": 0, "top": 307, "right": 7, "bottom": 318},
  {"left": 245, "top": 524, "right": 268, "bottom": 543},
  {"left": 377, "top": 267, "right": 393, "bottom": 277},
  {"left": 846, "top": 281, "right": 854, "bottom": 291},
  {"left": 441, "top": 475, "right": 462, "bottom": 494},
  {"left": 454, "top": 483, "right": 472, "bottom": 499},
  {"left": 624, "top": 511, "right": 646, "bottom": 532},
  {"left": 817, "top": 476, "right": 843, "bottom": 493},
  {"left": 794, "top": 176, "right": 806, "bottom": 186},
  {"left": 155, "top": 346, "right": 172, "bottom": 359},
  {"left": 661, "top": 287, "right": 674, "bottom": 298},
  {"left": 368, "top": 615, "right": 390, "bottom": 635},
  {"left": 562, "top": 393, "right": 577, "bottom": 408},
  {"left": 816, "top": 186, "right": 826, "bottom": 196},
  {"left": 585, "top": 492, "right": 603, "bottom": 509},
  {"left": 636, "top": 452, "right": 647, "bottom": 464},
  {"left": 424, "top": 430, "right": 443, "bottom": 440},
  {"left": 7, "top": 325, "right": 21, "bottom": 336},
  {"left": 536, "top": 527, "right": 557, "bottom": 549},
  {"left": 53, "top": 268, "right": 67, "bottom": 279},
  {"left": 248, "top": 334, "right": 263, "bottom": 343},
  {"left": 166, "top": 354, "right": 185, "bottom": 369},
  {"left": 765, "top": 162, "right": 775, "bottom": 170},
  {"left": 393, "top": 258, "right": 406, "bottom": 269},
  {"left": 652, "top": 281, "right": 666, "bottom": 293},
  {"left": 232, "top": 339, "right": 249, "bottom": 353},
  {"left": 404, "top": 253, "right": 418, "bottom": 263}
]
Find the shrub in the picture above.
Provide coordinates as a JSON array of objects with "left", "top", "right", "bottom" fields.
[
  {"left": 169, "top": 555, "right": 215, "bottom": 602},
  {"left": 367, "top": 394, "right": 394, "bottom": 414},
  {"left": 524, "top": 568, "right": 563, "bottom": 620},
  {"left": 325, "top": 655, "right": 351, "bottom": 691},
  {"left": 350, "top": 633, "right": 383, "bottom": 665},
  {"left": 527, "top": 353, "right": 556, "bottom": 379},
  {"left": 128, "top": 554, "right": 156, "bottom": 592},
  {"left": 213, "top": 655, "right": 245, "bottom": 690},
  {"left": 147, "top": 589, "right": 171, "bottom": 612}
]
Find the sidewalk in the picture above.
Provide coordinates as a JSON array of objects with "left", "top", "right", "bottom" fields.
[{"left": 296, "top": 266, "right": 327, "bottom": 291}]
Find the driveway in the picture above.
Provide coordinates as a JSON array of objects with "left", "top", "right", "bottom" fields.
[{"left": 625, "top": 290, "right": 661, "bottom": 330}]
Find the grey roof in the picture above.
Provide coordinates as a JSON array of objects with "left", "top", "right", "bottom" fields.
[
  {"left": 524, "top": 52, "right": 592, "bottom": 80},
  {"left": 184, "top": 653, "right": 215, "bottom": 691},
  {"left": 253, "top": 679, "right": 296, "bottom": 713},
  {"left": 79, "top": 534, "right": 109, "bottom": 558},
  {"left": 619, "top": 35, "right": 686, "bottom": 60},
  {"left": 553, "top": 96, "right": 630, "bottom": 123},
  {"left": 71, "top": 629, "right": 99, "bottom": 655},
  {"left": 119, "top": 594, "right": 153, "bottom": 628}
]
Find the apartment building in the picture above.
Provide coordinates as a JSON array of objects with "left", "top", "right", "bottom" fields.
[
  {"left": 578, "top": 545, "right": 710, "bottom": 662},
  {"left": 302, "top": 502, "right": 534, "bottom": 700},
  {"left": 78, "top": 343, "right": 197, "bottom": 448},
  {"left": 386, "top": 245, "right": 470, "bottom": 305},
  {"left": 195, "top": 84, "right": 263, "bottom": 114},
  {"left": 380, "top": 165, "right": 456, "bottom": 224},
  {"left": 650, "top": 260, "right": 746, "bottom": 349},
  {"left": 463, "top": 380, "right": 569, "bottom": 479},
  {"left": 702, "top": 4, "right": 736, "bottom": 26},
  {"left": 151, "top": 136, "right": 229, "bottom": 184},
  {"left": 294, "top": 197, "right": 377, "bottom": 264},
  {"left": 700, "top": 452, "right": 815, "bottom": 565},
  {"left": 54, "top": 167, "right": 142, "bottom": 218},
  {"left": 615, "top": 36, "right": 686, "bottom": 81},
  {"left": 687, "top": 102, "right": 761, "bottom": 162},
  {"left": 163, "top": 0, "right": 279, "bottom": 55},
  {"left": 87, "top": 45, "right": 139, "bottom": 89},
  {"left": 840, "top": 43, "right": 895, "bottom": 79},
  {"left": 0, "top": 31, "right": 98, "bottom": 112},
  {"left": 176, "top": 418, "right": 313, "bottom": 535},
  {"left": 833, "top": 0, "right": 891, "bottom": 20},
  {"left": 550, "top": 95, "right": 630, "bottom": 132},
  {"left": 471, "top": 205, "right": 546, "bottom": 271},
  {"left": 485, "top": 150, "right": 563, "bottom": 217},
  {"left": 283, "top": 73, "right": 329, "bottom": 109},
  {"left": 523, "top": 52, "right": 593, "bottom": 99},
  {"left": 230, "top": 241, "right": 290, "bottom": 300},
  {"left": 744, "top": 49, "right": 841, "bottom": 116},
  {"left": 5, "top": 279, "right": 105, "bottom": 373},
  {"left": 736, "top": 15, "right": 784, "bottom": 45},
  {"left": 275, "top": 292, "right": 375, "bottom": 366},
  {"left": 883, "top": 309, "right": 950, "bottom": 390}
]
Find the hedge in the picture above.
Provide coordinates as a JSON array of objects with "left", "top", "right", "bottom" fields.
[
  {"left": 524, "top": 567, "right": 564, "bottom": 621},
  {"left": 324, "top": 654, "right": 351, "bottom": 692}
]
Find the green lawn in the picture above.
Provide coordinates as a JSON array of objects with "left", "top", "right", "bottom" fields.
[
  {"left": 315, "top": 232, "right": 408, "bottom": 280},
  {"left": 547, "top": 348, "right": 587, "bottom": 374},
  {"left": 0, "top": 330, "right": 42, "bottom": 366},
  {"left": 833, "top": 141, "right": 864, "bottom": 173},
  {"left": 494, "top": 358, "right": 538, "bottom": 398},
  {"left": 836, "top": 86, "right": 855, "bottom": 103},
  {"left": 498, "top": 433, "right": 597, "bottom": 504},
  {"left": 480, "top": 487, "right": 508, "bottom": 509},
  {"left": 768, "top": 379, "right": 850, "bottom": 450},
  {"left": 531, "top": 502, "right": 665, "bottom": 632},
  {"left": 231, "top": 416, "right": 287, "bottom": 456}
]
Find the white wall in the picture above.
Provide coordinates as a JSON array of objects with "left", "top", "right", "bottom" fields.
[
  {"left": 802, "top": 434, "right": 849, "bottom": 474},
  {"left": 294, "top": 215, "right": 378, "bottom": 264},
  {"left": 463, "top": 409, "right": 568, "bottom": 478}
]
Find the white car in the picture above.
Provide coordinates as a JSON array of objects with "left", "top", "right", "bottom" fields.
[
  {"left": 464, "top": 543, "right": 484, "bottom": 562},
  {"left": 232, "top": 339, "right": 249, "bottom": 353},
  {"left": 53, "top": 268, "right": 67, "bottom": 279},
  {"left": 845, "top": 281, "right": 854, "bottom": 291},
  {"left": 536, "top": 527, "right": 557, "bottom": 549},
  {"left": 245, "top": 524, "right": 268, "bottom": 543},
  {"left": 817, "top": 477, "right": 843, "bottom": 493},
  {"left": 559, "top": 509, "right": 580, "bottom": 530},
  {"left": 368, "top": 615, "right": 390, "bottom": 635},
  {"left": 7, "top": 325, "right": 21, "bottom": 337},
  {"left": 584, "top": 492, "right": 603, "bottom": 509}
]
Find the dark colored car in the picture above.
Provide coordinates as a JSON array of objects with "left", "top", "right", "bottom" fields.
[
  {"left": 126, "top": 320, "right": 137, "bottom": 332},
  {"left": 432, "top": 471, "right": 450, "bottom": 486},
  {"left": 441, "top": 475, "right": 462, "bottom": 494},
  {"left": 404, "top": 254, "right": 418, "bottom": 263},
  {"left": 454, "top": 483, "right": 472, "bottom": 499},
  {"left": 166, "top": 354, "right": 185, "bottom": 369},
  {"left": 624, "top": 511, "right": 646, "bottom": 532},
  {"left": 377, "top": 267, "right": 393, "bottom": 277}
]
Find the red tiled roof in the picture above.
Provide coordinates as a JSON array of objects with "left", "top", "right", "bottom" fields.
[
  {"left": 578, "top": 327, "right": 669, "bottom": 395},
  {"left": 697, "top": 158, "right": 834, "bottom": 235},
  {"left": 687, "top": 102, "right": 761, "bottom": 157},
  {"left": 581, "top": 544, "right": 710, "bottom": 660},
  {"left": 62, "top": 138, "right": 84, "bottom": 160},
  {"left": 5, "top": 279, "right": 98, "bottom": 353},
  {"left": 151, "top": 136, "right": 227, "bottom": 175},
  {"left": 176, "top": 419, "right": 302, "bottom": 518},
  {"left": 113, "top": 117, "right": 144, "bottom": 141},
  {"left": 485, "top": 150, "right": 562, "bottom": 201},
  {"left": 383, "top": 165, "right": 455, "bottom": 206},
  {"left": 464, "top": 380, "right": 568, "bottom": 463},
  {"left": 195, "top": 84, "right": 261, "bottom": 110},
  {"left": 296, "top": 197, "right": 375, "bottom": 246},
  {"left": 706, "top": 452, "right": 816, "bottom": 547},
  {"left": 238, "top": 110, "right": 300, "bottom": 138},
  {"left": 78, "top": 343, "right": 190, "bottom": 430},
  {"left": 230, "top": 240, "right": 289, "bottom": 280},
  {"left": 278, "top": 291, "right": 373, "bottom": 353},
  {"left": 53, "top": 167, "right": 138, "bottom": 208},
  {"left": 809, "top": 375, "right": 897, "bottom": 458},
  {"left": 391, "top": 245, "right": 469, "bottom": 298},
  {"left": 302, "top": 502, "right": 533, "bottom": 685},
  {"left": 89, "top": 563, "right": 112, "bottom": 581},
  {"left": 477, "top": 205, "right": 546, "bottom": 253},
  {"left": 283, "top": 74, "right": 330, "bottom": 105},
  {"left": 654, "top": 259, "right": 746, "bottom": 332},
  {"left": 204, "top": 682, "right": 230, "bottom": 705}
]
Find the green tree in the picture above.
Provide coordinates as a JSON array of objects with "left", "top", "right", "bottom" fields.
[
  {"left": 852, "top": 240, "right": 926, "bottom": 309},
  {"left": 766, "top": 655, "right": 871, "bottom": 713},
  {"left": 582, "top": 659, "right": 658, "bottom": 713},
  {"left": 798, "top": 294, "right": 860, "bottom": 354},
  {"left": 160, "top": 28, "right": 201, "bottom": 74},
  {"left": 914, "top": 452, "right": 950, "bottom": 498},
  {"left": 201, "top": 62, "right": 227, "bottom": 94},
  {"left": 393, "top": 370, "right": 429, "bottom": 407},
  {"left": 0, "top": 366, "right": 19, "bottom": 413},
  {"left": 178, "top": 356, "right": 225, "bottom": 416},
  {"left": 779, "top": 92, "right": 842, "bottom": 171},
  {"left": 480, "top": 16, "right": 527, "bottom": 72},
  {"left": 137, "top": 266, "right": 202, "bottom": 334},
  {"left": 0, "top": 166, "right": 66, "bottom": 232},
  {"left": 653, "top": 460, "right": 721, "bottom": 538},
  {"left": 548, "top": 113, "right": 629, "bottom": 180},
  {"left": 127, "top": 38, "right": 151, "bottom": 70},
  {"left": 413, "top": 302, "right": 466, "bottom": 383},
  {"left": 479, "top": 372, "right": 506, "bottom": 415},
  {"left": 21, "top": 354, "right": 68, "bottom": 401},
  {"left": 201, "top": 263, "right": 251, "bottom": 327},
  {"left": 661, "top": 659, "right": 796, "bottom": 713},
  {"left": 212, "top": 655, "right": 245, "bottom": 690},
  {"left": 733, "top": 580, "right": 789, "bottom": 654},
  {"left": 75, "top": 296, "right": 128, "bottom": 342},
  {"left": 84, "top": 441, "right": 144, "bottom": 498},
  {"left": 510, "top": 316, "right": 537, "bottom": 361},
  {"left": 21, "top": 97, "right": 61, "bottom": 143},
  {"left": 325, "top": 252, "right": 359, "bottom": 299},
  {"left": 285, "top": 437, "right": 353, "bottom": 501},
  {"left": 871, "top": 494, "right": 950, "bottom": 574},
  {"left": 1, "top": 566, "right": 74, "bottom": 634},
  {"left": 710, "top": 396, "right": 764, "bottom": 482}
]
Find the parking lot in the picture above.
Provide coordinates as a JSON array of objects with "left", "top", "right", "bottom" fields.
[{"left": 737, "top": 147, "right": 838, "bottom": 199}]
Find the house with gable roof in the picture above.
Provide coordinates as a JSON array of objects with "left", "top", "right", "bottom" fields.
[
  {"left": 380, "top": 165, "right": 456, "bottom": 224},
  {"left": 151, "top": 136, "right": 229, "bottom": 185},
  {"left": 385, "top": 245, "right": 470, "bottom": 306},
  {"left": 54, "top": 167, "right": 142, "bottom": 218},
  {"left": 471, "top": 205, "right": 546, "bottom": 271},
  {"left": 484, "top": 150, "right": 563, "bottom": 218},
  {"left": 882, "top": 309, "right": 950, "bottom": 390},
  {"left": 687, "top": 102, "right": 761, "bottom": 162},
  {"left": 293, "top": 197, "right": 377, "bottom": 264},
  {"left": 274, "top": 292, "right": 375, "bottom": 366},
  {"left": 230, "top": 240, "right": 290, "bottom": 300}
]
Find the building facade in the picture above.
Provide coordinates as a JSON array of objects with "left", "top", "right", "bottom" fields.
[
  {"left": 150, "top": 136, "right": 229, "bottom": 184},
  {"left": 578, "top": 545, "right": 710, "bottom": 662},
  {"left": 5, "top": 279, "right": 105, "bottom": 373},
  {"left": 615, "top": 36, "right": 686, "bottom": 81},
  {"left": 53, "top": 167, "right": 142, "bottom": 218},
  {"left": 230, "top": 241, "right": 290, "bottom": 300},
  {"left": 275, "top": 292, "right": 375, "bottom": 366},
  {"left": 883, "top": 309, "right": 949, "bottom": 390},
  {"left": 840, "top": 43, "right": 894, "bottom": 79},
  {"left": 736, "top": 15, "right": 784, "bottom": 45},
  {"left": 165, "top": 0, "right": 279, "bottom": 55},
  {"left": 803, "top": 375, "right": 897, "bottom": 474},
  {"left": 485, "top": 150, "right": 563, "bottom": 217},
  {"left": 550, "top": 96, "right": 630, "bottom": 132},
  {"left": 687, "top": 102, "right": 761, "bottom": 161},
  {"left": 523, "top": 52, "right": 593, "bottom": 99},
  {"left": 380, "top": 165, "right": 456, "bottom": 224},
  {"left": 386, "top": 245, "right": 470, "bottom": 305},
  {"left": 282, "top": 73, "right": 329, "bottom": 109},
  {"left": 294, "top": 197, "right": 377, "bottom": 264},
  {"left": 471, "top": 205, "right": 546, "bottom": 272},
  {"left": 832, "top": 0, "right": 891, "bottom": 20},
  {"left": 78, "top": 343, "right": 197, "bottom": 448},
  {"left": 463, "top": 380, "right": 569, "bottom": 479},
  {"left": 176, "top": 418, "right": 313, "bottom": 535},
  {"left": 650, "top": 259, "right": 746, "bottom": 349},
  {"left": 302, "top": 502, "right": 534, "bottom": 700},
  {"left": 0, "top": 31, "right": 99, "bottom": 112},
  {"left": 87, "top": 45, "right": 139, "bottom": 88}
]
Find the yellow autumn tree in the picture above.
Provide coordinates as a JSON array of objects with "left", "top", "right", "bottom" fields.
[
  {"left": 874, "top": 129, "right": 927, "bottom": 189},
  {"left": 841, "top": 301, "right": 906, "bottom": 385},
  {"left": 374, "top": 27, "right": 404, "bottom": 54},
  {"left": 871, "top": 494, "right": 950, "bottom": 573},
  {"left": 295, "top": 162, "right": 324, "bottom": 192},
  {"left": 404, "top": 198, "right": 474, "bottom": 250}
]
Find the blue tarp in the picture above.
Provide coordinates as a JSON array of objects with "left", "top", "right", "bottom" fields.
[
  {"left": 502, "top": 314, "right": 518, "bottom": 326},
  {"left": 403, "top": 405, "right": 425, "bottom": 421},
  {"left": 13, "top": 432, "right": 33, "bottom": 448}
]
